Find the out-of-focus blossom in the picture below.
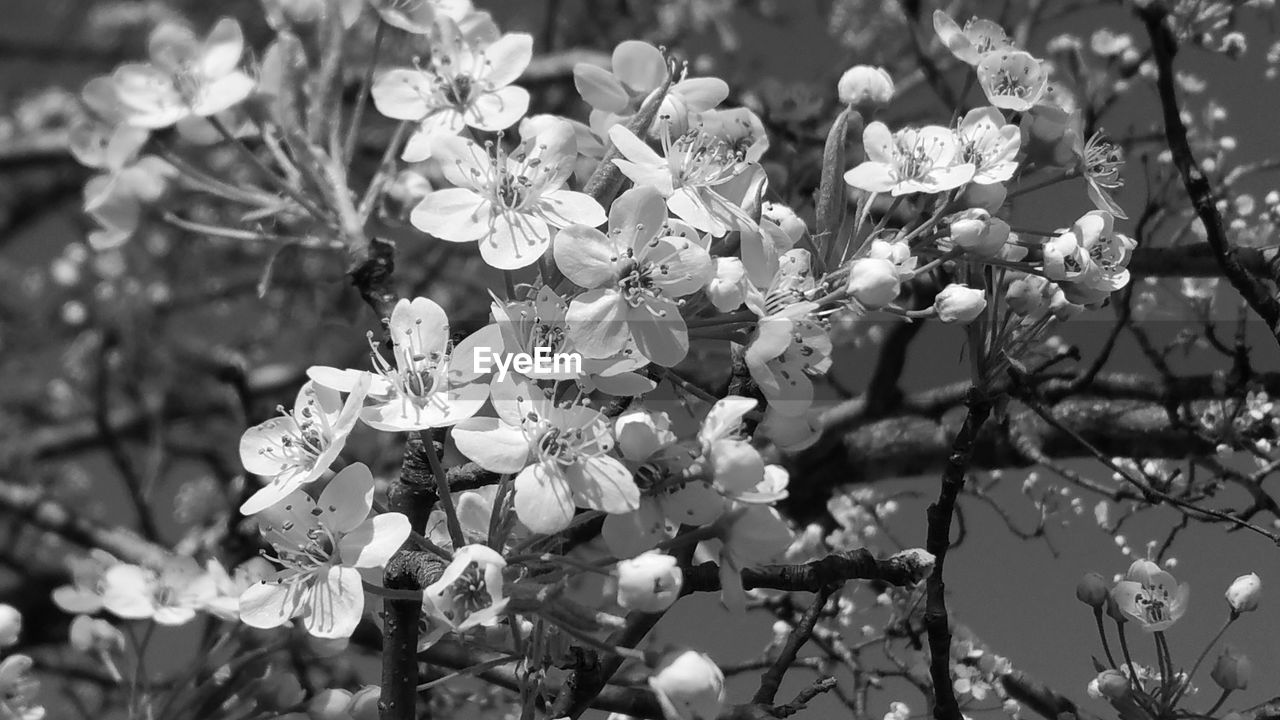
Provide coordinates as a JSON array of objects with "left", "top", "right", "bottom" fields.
[
  {"left": 112, "top": 18, "right": 255, "bottom": 128},
  {"left": 837, "top": 65, "right": 895, "bottom": 107},
  {"left": 648, "top": 649, "right": 726, "bottom": 720},
  {"left": 1211, "top": 646, "right": 1251, "bottom": 691}
]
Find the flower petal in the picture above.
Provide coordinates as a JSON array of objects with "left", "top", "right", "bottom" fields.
[
  {"left": 514, "top": 464, "right": 576, "bottom": 534},
  {"left": 339, "top": 513, "right": 412, "bottom": 568},
  {"left": 452, "top": 417, "right": 530, "bottom": 473}
]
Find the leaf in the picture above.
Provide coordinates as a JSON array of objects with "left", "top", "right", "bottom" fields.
[{"left": 815, "top": 107, "right": 861, "bottom": 259}]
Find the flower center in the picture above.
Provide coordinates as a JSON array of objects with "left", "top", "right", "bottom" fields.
[
  {"left": 444, "top": 562, "right": 492, "bottom": 621},
  {"left": 1084, "top": 133, "right": 1124, "bottom": 190}
]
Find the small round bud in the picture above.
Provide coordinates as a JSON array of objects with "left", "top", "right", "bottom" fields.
[
  {"left": 1225, "top": 573, "right": 1261, "bottom": 615},
  {"left": 762, "top": 202, "right": 806, "bottom": 245},
  {"left": 837, "top": 65, "right": 895, "bottom": 108},
  {"left": 949, "top": 209, "right": 1010, "bottom": 257},
  {"left": 847, "top": 258, "right": 901, "bottom": 309},
  {"left": 307, "top": 689, "right": 354, "bottom": 720},
  {"left": 1211, "top": 646, "right": 1251, "bottom": 691},
  {"left": 934, "top": 284, "right": 987, "bottom": 324},
  {"left": 1094, "top": 669, "right": 1132, "bottom": 700},
  {"left": 1076, "top": 572, "right": 1109, "bottom": 609},
  {"left": 615, "top": 552, "right": 684, "bottom": 612},
  {"left": 649, "top": 650, "right": 726, "bottom": 720},
  {"left": 347, "top": 686, "right": 380, "bottom": 720},
  {"left": 706, "top": 257, "right": 747, "bottom": 313}
]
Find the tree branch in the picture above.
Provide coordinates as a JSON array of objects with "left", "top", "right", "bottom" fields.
[{"left": 1138, "top": 4, "right": 1280, "bottom": 344}]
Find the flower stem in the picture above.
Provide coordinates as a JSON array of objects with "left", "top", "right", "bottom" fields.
[
  {"left": 424, "top": 433, "right": 467, "bottom": 550},
  {"left": 1177, "top": 614, "right": 1234, "bottom": 704},
  {"left": 1115, "top": 619, "right": 1141, "bottom": 692},
  {"left": 1205, "top": 689, "right": 1233, "bottom": 716},
  {"left": 1093, "top": 608, "right": 1119, "bottom": 669}
]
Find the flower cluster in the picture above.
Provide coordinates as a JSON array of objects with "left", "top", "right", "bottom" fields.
[
  {"left": 54, "top": 1, "right": 1151, "bottom": 718},
  {"left": 1077, "top": 560, "right": 1263, "bottom": 719}
]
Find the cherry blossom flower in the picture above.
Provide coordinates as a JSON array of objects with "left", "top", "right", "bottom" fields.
[
  {"left": 712, "top": 504, "right": 794, "bottom": 611},
  {"left": 573, "top": 40, "right": 728, "bottom": 137},
  {"left": 743, "top": 250, "right": 831, "bottom": 415},
  {"left": 309, "top": 297, "right": 491, "bottom": 433},
  {"left": 99, "top": 559, "right": 208, "bottom": 626},
  {"left": 52, "top": 550, "right": 119, "bottom": 615},
  {"left": 112, "top": 18, "right": 255, "bottom": 129},
  {"left": 844, "top": 122, "right": 975, "bottom": 196},
  {"left": 554, "top": 186, "right": 713, "bottom": 367},
  {"left": 410, "top": 120, "right": 605, "bottom": 269},
  {"left": 239, "top": 378, "right": 369, "bottom": 516},
  {"left": 697, "top": 397, "right": 789, "bottom": 504},
  {"left": 976, "top": 51, "right": 1049, "bottom": 112},
  {"left": 451, "top": 380, "right": 638, "bottom": 534},
  {"left": 239, "top": 463, "right": 411, "bottom": 639},
  {"left": 0, "top": 607, "right": 19, "bottom": 649},
  {"left": 371, "top": 17, "right": 532, "bottom": 161},
  {"left": 601, "top": 408, "right": 722, "bottom": 557},
  {"left": 426, "top": 485, "right": 523, "bottom": 551},
  {"left": 483, "top": 286, "right": 652, "bottom": 393},
  {"left": 1109, "top": 560, "right": 1190, "bottom": 632},
  {"left": 607, "top": 124, "right": 761, "bottom": 236},
  {"left": 956, "top": 107, "right": 1021, "bottom": 184},
  {"left": 422, "top": 544, "right": 509, "bottom": 632},
  {"left": 1042, "top": 211, "right": 1134, "bottom": 305},
  {"left": 1071, "top": 128, "right": 1128, "bottom": 218},
  {"left": 933, "top": 11, "right": 1014, "bottom": 65}
]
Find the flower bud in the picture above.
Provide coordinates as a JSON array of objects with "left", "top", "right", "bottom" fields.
[
  {"left": 1076, "top": 572, "right": 1109, "bottom": 609},
  {"left": 0, "top": 604, "right": 21, "bottom": 647},
  {"left": 949, "top": 209, "right": 1010, "bottom": 257},
  {"left": 1006, "top": 275, "right": 1052, "bottom": 316},
  {"left": 934, "top": 284, "right": 987, "bottom": 324},
  {"left": 706, "top": 257, "right": 747, "bottom": 312},
  {"left": 68, "top": 614, "right": 125, "bottom": 654},
  {"left": 837, "top": 65, "right": 895, "bottom": 108},
  {"left": 1094, "top": 669, "right": 1132, "bottom": 700},
  {"left": 307, "top": 689, "right": 354, "bottom": 720},
  {"left": 1104, "top": 591, "right": 1128, "bottom": 624},
  {"left": 1225, "top": 573, "right": 1261, "bottom": 615},
  {"left": 762, "top": 202, "right": 806, "bottom": 245},
  {"left": 649, "top": 649, "right": 726, "bottom": 720},
  {"left": 347, "top": 686, "right": 380, "bottom": 720},
  {"left": 616, "top": 552, "right": 684, "bottom": 612},
  {"left": 847, "top": 258, "right": 901, "bottom": 309},
  {"left": 1211, "top": 646, "right": 1251, "bottom": 691}
]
